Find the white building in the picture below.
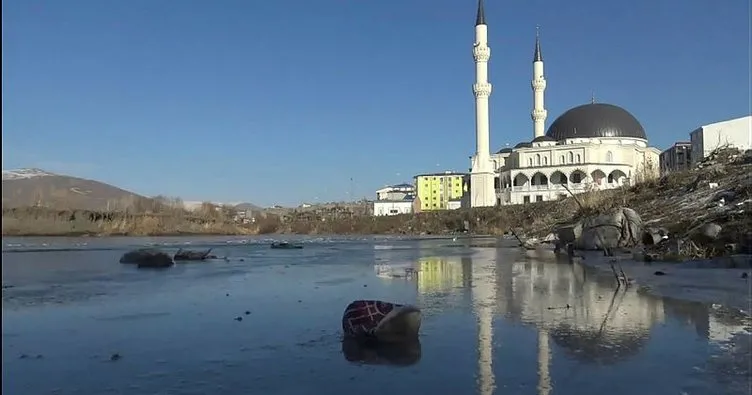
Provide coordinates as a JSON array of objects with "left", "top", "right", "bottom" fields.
[
  {"left": 372, "top": 183, "right": 415, "bottom": 216},
  {"left": 467, "top": 1, "right": 660, "bottom": 207},
  {"left": 373, "top": 200, "right": 413, "bottom": 216},
  {"left": 689, "top": 115, "right": 752, "bottom": 166},
  {"left": 375, "top": 183, "right": 415, "bottom": 201}
]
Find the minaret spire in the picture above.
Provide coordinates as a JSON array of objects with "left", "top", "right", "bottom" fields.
[
  {"left": 476, "top": 0, "right": 486, "bottom": 26},
  {"left": 533, "top": 25, "right": 543, "bottom": 62},
  {"left": 531, "top": 26, "right": 548, "bottom": 139}
]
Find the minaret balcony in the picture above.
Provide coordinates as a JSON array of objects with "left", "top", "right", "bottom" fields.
[
  {"left": 531, "top": 109, "right": 548, "bottom": 119},
  {"left": 531, "top": 78, "right": 547, "bottom": 90},
  {"left": 473, "top": 83, "right": 493, "bottom": 98},
  {"left": 473, "top": 45, "right": 491, "bottom": 62}
]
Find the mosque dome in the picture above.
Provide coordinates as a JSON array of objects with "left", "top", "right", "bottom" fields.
[{"left": 545, "top": 103, "right": 647, "bottom": 140}]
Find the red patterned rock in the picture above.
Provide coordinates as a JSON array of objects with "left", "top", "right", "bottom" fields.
[{"left": 342, "top": 300, "right": 421, "bottom": 342}]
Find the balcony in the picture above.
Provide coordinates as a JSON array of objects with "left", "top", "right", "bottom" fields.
[{"left": 497, "top": 182, "right": 590, "bottom": 193}]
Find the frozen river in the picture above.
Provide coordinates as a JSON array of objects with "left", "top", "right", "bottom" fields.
[{"left": 2, "top": 235, "right": 750, "bottom": 394}]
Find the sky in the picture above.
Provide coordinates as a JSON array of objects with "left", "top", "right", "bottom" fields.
[{"left": 2, "top": 0, "right": 750, "bottom": 207}]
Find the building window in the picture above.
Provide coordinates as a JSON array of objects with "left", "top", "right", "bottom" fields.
[
  {"left": 536, "top": 195, "right": 543, "bottom": 202},
  {"left": 572, "top": 172, "right": 582, "bottom": 183},
  {"left": 576, "top": 154, "right": 581, "bottom": 163},
  {"left": 535, "top": 154, "right": 541, "bottom": 166},
  {"left": 528, "top": 158, "right": 533, "bottom": 166},
  {"left": 568, "top": 152, "right": 574, "bottom": 163},
  {"left": 606, "top": 151, "right": 613, "bottom": 162},
  {"left": 523, "top": 195, "right": 531, "bottom": 203},
  {"left": 559, "top": 155, "right": 565, "bottom": 164},
  {"left": 543, "top": 156, "right": 548, "bottom": 165}
]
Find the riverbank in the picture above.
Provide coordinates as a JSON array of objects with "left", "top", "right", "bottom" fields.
[{"left": 3, "top": 148, "right": 750, "bottom": 240}]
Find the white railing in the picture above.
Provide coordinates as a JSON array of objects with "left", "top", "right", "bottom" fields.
[{"left": 496, "top": 183, "right": 590, "bottom": 193}]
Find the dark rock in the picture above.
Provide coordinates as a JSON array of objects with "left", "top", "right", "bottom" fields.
[
  {"left": 654, "top": 271, "right": 666, "bottom": 276},
  {"left": 641, "top": 227, "right": 668, "bottom": 246},
  {"left": 173, "top": 248, "right": 213, "bottom": 261},
  {"left": 119, "top": 248, "right": 174, "bottom": 268},
  {"left": 741, "top": 272, "right": 748, "bottom": 279},
  {"left": 556, "top": 223, "right": 582, "bottom": 244},
  {"left": 234, "top": 316, "right": 243, "bottom": 321},
  {"left": 342, "top": 300, "right": 421, "bottom": 343},
  {"left": 110, "top": 353, "right": 121, "bottom": 361},
  {"left": 271, "top": 242, "right": 303, "bottom": 249},
  {"left": 712, "top": 190, "right": 737, "bottom": 204},
  {"left": 690, "top": 222, "right": 723, "bottom": 246}
]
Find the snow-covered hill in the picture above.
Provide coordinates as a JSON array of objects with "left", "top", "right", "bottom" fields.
[{"left": 1, "top": 168, "right": 56, "bottom": 181}]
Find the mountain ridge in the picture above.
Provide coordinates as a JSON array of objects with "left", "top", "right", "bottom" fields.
[{"left": 2, "top": 168, "right": 261, "bottom": 212}]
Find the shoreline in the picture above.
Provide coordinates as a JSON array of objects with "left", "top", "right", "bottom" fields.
[{"left": 573, "top": 249, "right": 751, "bottom": 316}]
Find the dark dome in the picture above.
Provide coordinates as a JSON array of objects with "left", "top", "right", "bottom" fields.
[
  {"left": 546, "top": 103, "right": 647, "bottom": 140},
  {"left": 514, "top": 142, "right": 532, "bottom": 149},
  {"left": 532, "top": 135, "right": 556, "bottom": 142},
  {"left": 496, "top": 147, "right": 513, "bottom": 154}
]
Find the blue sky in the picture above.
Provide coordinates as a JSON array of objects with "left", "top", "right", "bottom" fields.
[{"left": 2, "top": 0, "right": 750, "bottom": 207}]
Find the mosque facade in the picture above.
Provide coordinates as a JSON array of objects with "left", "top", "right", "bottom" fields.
[{"left": 468, "top": 0, "right": 661, "bottom": 207}]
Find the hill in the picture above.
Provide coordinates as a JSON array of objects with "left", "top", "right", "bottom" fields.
[{"left": 1, "top": 168, "right": 145, "bottom": 211}]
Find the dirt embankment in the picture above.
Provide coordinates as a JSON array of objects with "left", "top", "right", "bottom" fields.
[
  {"left": 0, "top": 208, "right": 255, "bottom": 237},
  {"left": 3, "top": 149, "right": 751, "bottom": 239}
]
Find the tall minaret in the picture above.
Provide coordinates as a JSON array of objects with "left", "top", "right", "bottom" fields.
[
  {"left": 531, "top": 26, "right": 548, "bottom": 139},
  {"left": 470, "top": 0, "right": 496, "bottom": 208}
]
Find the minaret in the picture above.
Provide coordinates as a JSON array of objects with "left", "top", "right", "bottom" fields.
[
  {"left": 531, "top": 26, "right": 548, "bottom": 139},
  {"left": 470, "top": 0, "right": 497, "bottom": 208}
]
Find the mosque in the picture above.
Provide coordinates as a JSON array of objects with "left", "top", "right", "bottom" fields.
[{"left": 468, "top": 0, "right": 661, "bottom": 207}]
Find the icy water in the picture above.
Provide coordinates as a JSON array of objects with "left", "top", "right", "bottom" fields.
[{"left": 2, "top": 236, "right": 750, "bottom": 395}]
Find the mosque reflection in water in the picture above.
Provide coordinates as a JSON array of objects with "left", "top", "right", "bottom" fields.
[{"left": 374, "top": 241, "right": 749, "bottom": 395}]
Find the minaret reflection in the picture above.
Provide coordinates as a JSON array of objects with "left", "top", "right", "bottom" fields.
[
  {"left": 470, "top": 247, "right": 497, "bottom": 395},
  {"left": 537, "top": 329, "right": 551, "bottom": 395}
]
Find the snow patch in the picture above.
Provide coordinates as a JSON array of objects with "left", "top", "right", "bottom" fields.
[{"left": 1, "top": 168, "right": 56, "bottom": 181}]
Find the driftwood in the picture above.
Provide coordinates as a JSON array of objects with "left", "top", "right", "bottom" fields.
[{"left": 173, "top": 248, "right": 214, "bottom": 261}]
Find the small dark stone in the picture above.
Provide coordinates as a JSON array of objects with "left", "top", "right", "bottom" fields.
[
  {"left": 226, "top": 293, "right": 230, "bottom": 296},
  {"left": 110, "top": 353, "right": 121, "bottom": 361},
  {"left": 19, "top": 354, "right": 28, "bottom": 359},
  {"left": 35, "top": 354, "right": 43, "bottom": 359},
  {"left": 239, "top": 258, "right": 244, "bottom": 262},
  {"left": 244, "top": 311, "right": 251, "bottom": 315},
  {"left": 742, "top": 272, "right": 748, "bottom": 279},
  {"left": 235, "top": 316, "right": 243, "bottom": 321},
  {"left": 297, "top": 300, "right": 302, "bottom": 303},
  {"left": 654, "top": 271, "right": 666, "bottom": 276},
  {"left": 363, "top": 284, "right": 368, "bottom": 287}
]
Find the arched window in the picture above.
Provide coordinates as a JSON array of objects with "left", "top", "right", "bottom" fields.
[
  {"left": 568, "top": 152, "right": 574, "bottom": 163},
  {"left": 535, "top": 154, "right": 541, "bottom": 166},
  {"left": 559, "top": 155, "right": 565, "bottom": 164},
  {"left": 543, "top": 156, "right": 548, "bottom": 165},
  {"left": 608, "top": 174, "right": 614, "bottom": 183},
  {"left": 528, "top": 157, "right": 533, "bottom": 166},
  {"left": 606, "top": 151, "right": 614, "bottom": 163},
  {"left": 576, "top": 154, "right": 581, "bottom": 163}
]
